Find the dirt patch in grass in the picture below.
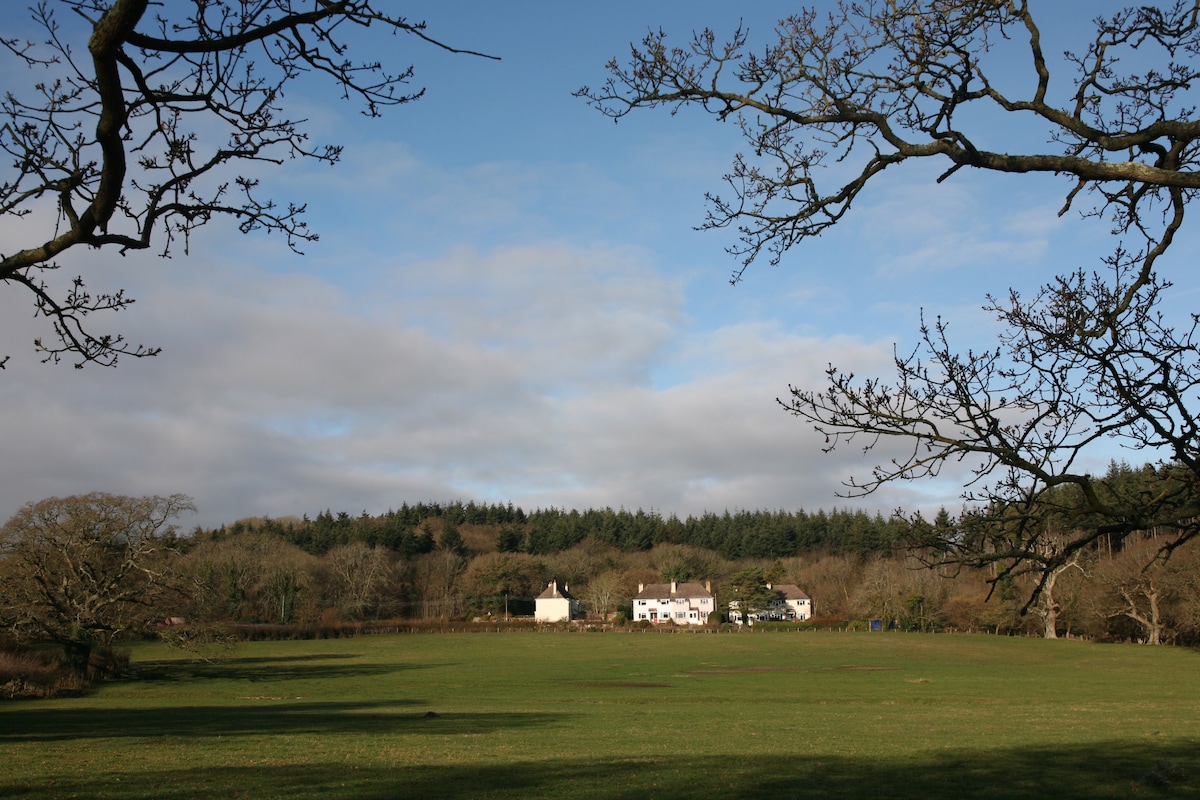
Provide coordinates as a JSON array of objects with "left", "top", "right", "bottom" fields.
[
  {"left": 688, "top": 666, "right": 805, "bottom": 674},
  {"left": 681, "top": 665, "right": 904, "bottom": 675},
  {"left": 575, "top": 681, "right": 672, "bottom": 688}
]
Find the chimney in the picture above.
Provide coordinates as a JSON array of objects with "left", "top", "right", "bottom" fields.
[
  {"left": 705, "top": 580, "right": 711, "bottom": 593},
  {"left": 638, "top": 582, "right": 644, "bottom": 593},
  {"left": 671, "top": 580, "right": 677, "bottom": 594},
  {"left": 551, "top": 579, "right": 557, "bottom": 594},
  {"left": 767, "top": 582, "right": 773, "bottom": 590}
]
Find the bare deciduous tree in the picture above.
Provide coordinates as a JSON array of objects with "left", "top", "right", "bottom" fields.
[
  {"left": 1090, "top": 536, "right": 1200, "bottom": 644},
  {"left": 578, "top": 569, "right": 624, "bottom": 619},
  {"left": 1, "top": 0, "right": 494, "bottom": 367},
  {"left": 327, "top": 541, "right": 396, "bottom": 621},
  {"left": 0, "top": 492, "right": 193, "bottom": 674},
  {"left": 580, "top": 2, "right": 1200, "bottom": 596}
]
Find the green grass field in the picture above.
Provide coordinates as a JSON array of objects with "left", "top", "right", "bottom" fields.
[{"left": 2, "top": 630, "right": 1198, "bottom": 799}]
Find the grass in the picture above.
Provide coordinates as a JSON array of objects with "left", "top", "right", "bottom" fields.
[{"left": 2, "top": 630, "right": 1199, "bottom": 799}]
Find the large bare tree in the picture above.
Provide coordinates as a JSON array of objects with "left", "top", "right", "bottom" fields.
[
  {"left": 0, "top": 492, "right": 194, "bottom": 675},
  {"left": 579, "top": 2, "right": 1200, "bottom": 596},
  {"left": 1, "top": 0, "right": 493, "bottom": 368}
]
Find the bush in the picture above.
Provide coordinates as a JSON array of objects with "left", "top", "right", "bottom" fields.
[
  {"left": 752, "top": 621, "right": 807, "bottom": 632},
  {"left": 791, "top": 615, "right": 853, "bottom": 631},
  {"left": 0, "top": 646, "right": 84, "bottom": 699}
]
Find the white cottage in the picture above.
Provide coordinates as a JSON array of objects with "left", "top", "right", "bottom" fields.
[
  {"left": 535, "top": 579, "right": 581, "bottom": 622},
  {"left": 632, "top": 580, "right": 715, "bottom": 626},
  {"left": 775, "top": 584, "right": 813, "bottom": 620}
]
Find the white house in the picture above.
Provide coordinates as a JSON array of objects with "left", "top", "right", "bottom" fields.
[
  {"left": 775, "top": 584, "right": 813, "bottom": 620},
  {"left": 535, "top": 579, "right": 581, "bottom": 622},
  {"left": 633, "top": 580, "right": 715, "bottom": 626},
  {"left": 729, "top": 582, "right": 813, "bottom": 625}
]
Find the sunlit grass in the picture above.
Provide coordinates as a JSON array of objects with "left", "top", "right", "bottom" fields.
[{"left": 2, "top": 631, "right": 1198, "bottom": 798}]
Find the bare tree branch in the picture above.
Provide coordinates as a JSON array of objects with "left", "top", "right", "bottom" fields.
[
  {"left": 0, "top": 0, "right": 496, "bottom": 367},
  {"left": 582, "top": 1, "right": 1200, "bottom": 598}
]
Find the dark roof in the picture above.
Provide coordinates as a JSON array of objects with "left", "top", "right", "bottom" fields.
[
  {"left": 634, "top": 582, "right": 713, "bottom": 600},
  {"left": 536, "top": 581, "right": 576, "bottom": 600}
]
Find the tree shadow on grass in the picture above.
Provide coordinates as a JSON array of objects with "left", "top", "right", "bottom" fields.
[
  {"left": 1, "top": 739, "right": 1195, "bottom": 800},
  {"left": 132, "top": 653, "right": 456, "bottom": 683},
  {"left": 0, "top": 700, "right": 563, "bottom": 742}
]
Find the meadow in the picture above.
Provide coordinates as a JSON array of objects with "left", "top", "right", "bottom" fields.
[{"left": 1, "top": 630, "right": 1198, "bottom": 799}]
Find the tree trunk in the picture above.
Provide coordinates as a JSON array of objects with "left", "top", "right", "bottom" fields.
[
  {"left": 1121, "top": 587, "right": 1166, "bottom": 645},
  {"left": 62, "top": 640, "right": 93, "bottom": 678},
  {"left": 1038, "top": 569, "right": 1060, "bottom": 639},
  {"left": 1041, "top": 605, "right": 1059, "bottom": 639}
]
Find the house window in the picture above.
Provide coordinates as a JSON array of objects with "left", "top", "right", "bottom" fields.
[{"left": 638, "top": 613, "right": 647, "bottom": 620}]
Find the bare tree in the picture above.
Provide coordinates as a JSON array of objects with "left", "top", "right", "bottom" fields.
[
  {"left": 580, "top": 2, "right": 1200, "bottom": 596},
  {"left": 327, "top": 541, "right": 395, "bottom": 621},
  {"left": 413, "top": 549, "right": 467, "bottom": 620},
  {"left": 1090, "top": 536, "right": 1200, "bottom": 644},
  {"left": 578, "top": 569, "right": 624, "bottom": 619},
  {"left": 0, "top": 492, "right": 194, "bottom": 674},
  {"left": 1, "top": 1, "right": 494, "bottom": 367},
  {"left": 1026, "top": 537, "right": 1088, "bottom": 640}
]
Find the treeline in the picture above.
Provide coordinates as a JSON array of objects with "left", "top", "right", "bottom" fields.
[
  {"left": 199, "top": 503, "right": 905, "bottom": 560},
  {"left": 173, "top": 525, "right": 1200, "bottom": 647},
  {"left": 171, "top": 460, "right": 1200, "bottom": 646}
]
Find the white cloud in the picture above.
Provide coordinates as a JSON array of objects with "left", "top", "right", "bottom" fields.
[{"left": 0, "top": 229, "right": 964, "bottom": 529}]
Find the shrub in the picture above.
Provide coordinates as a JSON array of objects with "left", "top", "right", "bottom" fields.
[
  {"left": 795, "top": 615, "right": 853, "bottom": 631},
  {"left": 0, "top": 646, "right": 84, "bottom": 698}
]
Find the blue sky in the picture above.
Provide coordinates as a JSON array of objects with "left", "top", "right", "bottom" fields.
[{"left": 2, "top": 1, "right": 1191, "bottom": 529}]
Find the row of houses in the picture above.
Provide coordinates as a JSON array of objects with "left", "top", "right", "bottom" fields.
[{"left": 533, "top": 579, "right": 812, "bottom": 625}]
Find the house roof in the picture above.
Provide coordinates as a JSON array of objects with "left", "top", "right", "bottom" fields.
[
  {"left": 634, "top": 581, "right": 713, "bottom": 600},
  {"left": 536, "top": 581, "right": 576, "bottom": 600},
  {"left": 772, "top": 584, "right": 811, "bottom": 601}
]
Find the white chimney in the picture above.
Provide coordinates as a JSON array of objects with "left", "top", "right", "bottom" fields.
[{"left": 671, "top": 580, "right": 677, "bottom": 594}]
